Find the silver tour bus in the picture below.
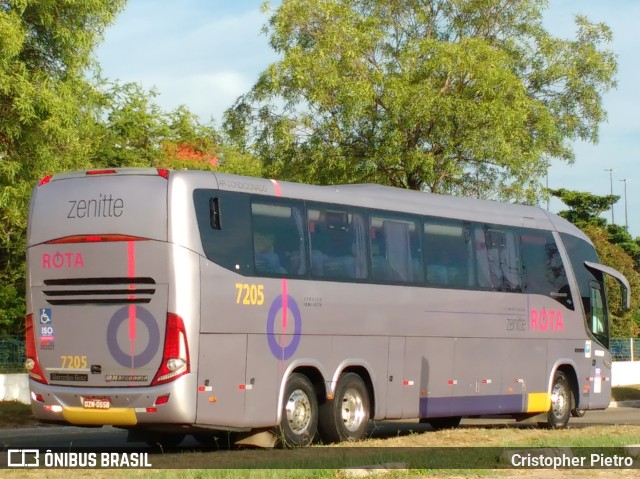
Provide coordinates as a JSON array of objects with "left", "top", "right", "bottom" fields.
[{"left": 25, "top": 168, "right": 630, "bottom": 447}]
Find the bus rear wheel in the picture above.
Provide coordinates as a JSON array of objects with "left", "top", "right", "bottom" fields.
[
  {"left": 279, "top": 373, "right": 318, "bottom": 447},
  {"left": 318, "top": 372, "right": 370, "bottom": 443},
  {"left": 547, "top": 370, "right": 571, "bottom": 428}
]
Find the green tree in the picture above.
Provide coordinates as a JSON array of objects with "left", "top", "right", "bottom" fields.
[
  {"left": 215, "top": 147, "right": 263, "bottom": 177},
  {"left": 225, "top": 0, "right": 616, "bottom": 200},
  {"left": 606, "top": 224, "right": 640, "bottom": 267},
  {"left": 549, "top": 188, "right": 618, "bottom": 229},
  {"left": 0, "top": 0, "right": 125, "bottom": 332},
  {"left": 97, "top": 82, "right": 172, "bottom": 168},
  {"left": 96, "top": 82, "right": 231, "bottom": 172}
]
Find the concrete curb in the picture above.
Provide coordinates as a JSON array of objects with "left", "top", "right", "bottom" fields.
[
  {"left": 609, "top": 400, "right": 640, "bottom": 408},
  {"left": 0, "top": 373, "right": 29, "bottom": 404}
]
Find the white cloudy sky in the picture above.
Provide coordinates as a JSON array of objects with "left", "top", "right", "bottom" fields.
[{"left": 96, "top": 0, "right": 640, "bottom": 237}]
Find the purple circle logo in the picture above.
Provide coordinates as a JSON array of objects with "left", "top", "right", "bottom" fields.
[
  {"left": 107, "top": 306, "right": 160, "bottom": 368},
  {"left": 266, "top": 295, "right": 302, "bottom": 360}
]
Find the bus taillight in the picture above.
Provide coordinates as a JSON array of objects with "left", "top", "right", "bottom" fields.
[
  {"left": 151, "top": 313, "right": 190, "bottom": 386},
  {"left": 25, "top": 314, "right": 48, "bottom": 384},
  {"left": 86, "top": 169, "right": 117, "bottom": 175},
  {"left": 45, "top": 234, "right": 148, "bottom": 244},
  {"left": 38, "top": 175, "right": 53, "bottom": 187}
]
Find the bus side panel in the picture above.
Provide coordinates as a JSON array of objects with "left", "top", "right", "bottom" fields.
[
  {"left": 453, "top": 339, "right": 508, "bottom": 411},
  {"left": 385, "top": 336, "right": 405, "bottom": 418},
  {"left": 501, "top": 340, "right": 547, "bottom": 411},
  {"left": 195, "top": 334, "right": 247, "bottom": 427},
  {"left": 243, "top": 333, "right": 281, "bottom": 427},
  {"left": 587, "top": 344, "right": 612, "bottom": 409},
  {"left": 403, "top": 337, "right": 452, "bottom": 418}
]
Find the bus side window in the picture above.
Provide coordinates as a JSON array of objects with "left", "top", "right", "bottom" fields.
[
  {"left": 370, "top": 214, "right": 422, "bottom": 283},
  {"left": 424, "top": 219, "right": 469, "bottom": 288},
  {"left": 308, "top": 206, "right": 367, "bottom": 280},
  {"left": 590, "top": 282, "right": 608, "bottom": 348},
  {"left": 251, "top": 201, "right": 307, "bottom": 277},
  {"left": 475, "top": 225, "right": 521, "bottom": 292},
  {"left": 521, "top": 229, "right": 573, "bottom": 309},
  {"left": 193, "top": 189, "right": 253, "bottom": 274},
  {"left": 591, "top": 284, "right": 606, "bottom": 334}
]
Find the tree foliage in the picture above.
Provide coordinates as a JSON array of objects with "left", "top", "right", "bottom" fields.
[
  {"left": 95, "top": 83, "right": 221, "bottom": 170},
  {"left": 550, "top": 188, "right": 618, "bottom": 229},
  {"left": 225, "top": 0, "right": 617, "bottom": 201},
  {"left": 0, "top": 1, "right": 263, "bottom": 332},
  {"left": 0, "top": 0, "right": 126, "bottom": 332}
]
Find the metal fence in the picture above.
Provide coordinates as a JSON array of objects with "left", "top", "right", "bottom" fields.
[
  {"left": 0, "top": 336, "right": 639, "bottom": 371},
  {"left": 0, "top": 335, "right": 25, "bottom": 373},
  {"left": 610, "top": 338, "right": 640, "bottom": 362}
]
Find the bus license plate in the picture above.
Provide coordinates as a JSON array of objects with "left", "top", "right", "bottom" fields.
[{"left": 83, "top": 397, "right": 110, "bottom": 409}]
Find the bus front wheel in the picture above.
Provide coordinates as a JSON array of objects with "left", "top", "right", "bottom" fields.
[
  {"left": 547, "top": 370, "right": 571, "bottom": 428},
  {"left": 279, "top": 373, "right": 318, "bottom": 447},
  {"left": 318, "top": 372, "right": 370, "bottom": 443}
]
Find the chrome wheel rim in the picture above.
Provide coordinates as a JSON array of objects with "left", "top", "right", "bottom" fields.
[
  {"left": 551, "top": 381, "right": 569, "bottom": 419},
  {"left": 341, "top": 388, "right": 366, "bottom": 432},
  {"left": 285, "top": 389, "right": 312, "bottom": 434}
]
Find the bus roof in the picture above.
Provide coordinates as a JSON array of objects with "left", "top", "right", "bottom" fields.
[
  {"left": 33, "top": 168, "right": 589, "bottom": 244},
  {"left": 169, "top": 169, "right": 589, "bottom": 243}
]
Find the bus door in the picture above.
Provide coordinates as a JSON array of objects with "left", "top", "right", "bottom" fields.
[
  {"left": 586, "top": 280, "right": 611, "bottom": 409},
  {"left": 582, "top": 261, "right": 630, "bottom": 409}
]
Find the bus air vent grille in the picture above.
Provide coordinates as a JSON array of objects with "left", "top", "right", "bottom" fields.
[{"left": 42, "top": 277, "right": 156, "bottom": 305}]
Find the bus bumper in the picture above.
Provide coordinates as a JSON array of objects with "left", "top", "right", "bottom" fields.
[{"left": 28, "top": 374, "right": 197, "bottom": 426}]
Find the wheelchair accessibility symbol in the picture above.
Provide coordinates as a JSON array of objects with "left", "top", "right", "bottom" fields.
[{"left": 39, "top": 308, "right": 52, "bottom": 324}]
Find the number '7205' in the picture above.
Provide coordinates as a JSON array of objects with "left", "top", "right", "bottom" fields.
[
  {"left": 235, "top": 283, "right": 265, "bottom": 305},
  {"left": 60, "top": 355, "right": 87, "bottom": 369}
]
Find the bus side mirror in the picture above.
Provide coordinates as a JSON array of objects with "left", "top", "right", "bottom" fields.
[{"left": 584, "top": 261, "right": 631, "bottom": 310}]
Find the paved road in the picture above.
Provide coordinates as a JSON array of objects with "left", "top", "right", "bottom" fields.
[{"left": 1, "top": 406, "right": 639, "bottom": 449}]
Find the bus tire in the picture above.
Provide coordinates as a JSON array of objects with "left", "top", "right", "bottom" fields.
[
  {"left": 547, "top": 370, "right": 571, "bottom": 428},
  {"left": 571, "top": 388, "right": 586, "bottom": 417},
  {"left": 318, "top": 372, "right": 370, "bottom": 443},
  {"left": 279, "top": 373, "right": 318, "bottom": 447}
]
